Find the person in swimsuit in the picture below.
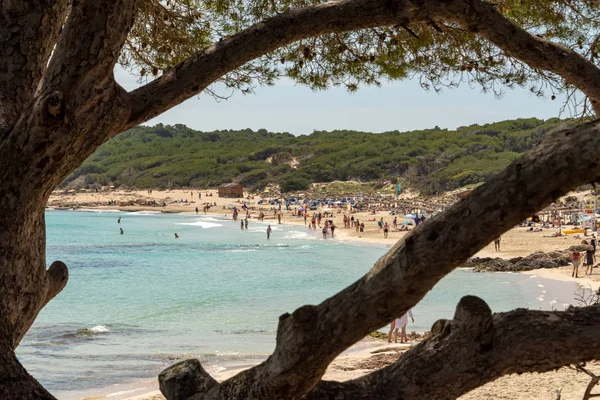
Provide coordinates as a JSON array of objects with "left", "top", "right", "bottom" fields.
[{"left": 572, "top": 249, "right": 581, "bottom": 278}]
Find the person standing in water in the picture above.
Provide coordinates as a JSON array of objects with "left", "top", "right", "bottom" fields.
[
  {"left": 119, "top": 228, "right": 124, "bottom": 235},
  {"left": 266, "top": 225, "right": 272, "bottom": 239},
  {"left": 174, "top": 233, "right": 179, "bottom": 238},
  {"left": 241, "top": 220, "right": 244, "bottom": 230},
  {"left": 118, "top": 217, "right": 121, "bottom": 224},
  {"left": 244, "top": 218, "right": 248, "bottom": 229}
]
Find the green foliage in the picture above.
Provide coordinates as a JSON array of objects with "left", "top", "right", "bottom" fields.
[
  {"left": 63, "top": 117, "right": 573, "bottom": 194},
  {"left": 124, "top": 0, "right": 600, "bottom": 116},
  {"left": 280, "top": 177, "right": 311, "bottom": 192}
]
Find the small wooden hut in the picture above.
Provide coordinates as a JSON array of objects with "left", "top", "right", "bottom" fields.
[{"left": 218, "top": 183, "right": 244, "bottom": 198}]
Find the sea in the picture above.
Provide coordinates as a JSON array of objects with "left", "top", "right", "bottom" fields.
[{"left": 16, "top": 210, "right": 580, "bottom": 399}]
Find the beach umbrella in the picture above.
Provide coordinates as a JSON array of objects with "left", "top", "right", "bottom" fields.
[{"left": 404, "top": 213, "right": 417, "bottom": 219}]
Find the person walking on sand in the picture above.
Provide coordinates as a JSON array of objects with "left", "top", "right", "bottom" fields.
[
  {"left": 572, "top": 248, "right": 581, "bottom": 278},
  {"left": 383, "top": 222, "right": 389, "bottom": 238},
  {"left": 398, "top": 309, "right": 414, "bottom": 343},
  {"left": 266, "top": 225, "right": 272, "bottom": 239},
  {"left": 494, "top": 236, "right": 501, "bottom": 251},
  {"left": 388, "top": 309, "right": 414, "bottom": 343}
]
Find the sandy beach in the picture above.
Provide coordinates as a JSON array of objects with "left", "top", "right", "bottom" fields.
[
  {"left": 48, "top": 188, "right": 600, "bottom": 399},
  {"left": 104, "top": 340, "right": 600, "bottom": 400}
]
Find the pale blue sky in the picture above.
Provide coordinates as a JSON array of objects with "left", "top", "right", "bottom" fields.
[{"left": 115, "top": 67, "right": 566, "bottom": 135}]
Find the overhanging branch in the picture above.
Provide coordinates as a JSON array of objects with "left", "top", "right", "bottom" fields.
[
  {"left": 430, "top": 0, "right": 600, "bottom": 116},
  {"left": 126, "top": 0, "right": 426, "bottom": 127}
]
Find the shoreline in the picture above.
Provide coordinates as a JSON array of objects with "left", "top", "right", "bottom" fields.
[
  {"left": 44, "top": 192, "right": 600, "bottom": 399},
  {"left": 77, "top": 337, "right": 408, "bottom": 400}
]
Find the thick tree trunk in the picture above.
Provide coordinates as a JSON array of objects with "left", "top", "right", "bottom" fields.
[
  {"left": 0, "top": 184, "right": 61, "bottom": 398},
  {"left": 0, "top": 317, "right": 55, "bottom": 399}
]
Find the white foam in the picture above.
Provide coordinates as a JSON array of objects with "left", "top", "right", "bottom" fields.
[
  {"left": 73, "top": 209, "right": 121, "bottom": 213},
  {"left": 177, "top": 221, "right": 223, "bottom": 228},
  {"left": 283, "top": 231, "right": 315, "bottom": 240},
  {"left": 536, "top": 296, "right": 544, "bottom": 301},
  {"left": 127, "top": 211, "right": 162, "bottom": 215},
  {"left": 199, "top": 216, "right": 226, "bottom": 222},
  {"left": 106, "top": 387, "right": 146, "bottom": 397},
  {"left": 537, "top": 284, "right": 544, "bottom": 288},
  {"left": 89, "top": 325, "right": 110, "bottom": 333}
]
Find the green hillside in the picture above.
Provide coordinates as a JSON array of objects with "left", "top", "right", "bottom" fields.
[{"left": 62, "top": 117, "right": 571, "bottom": 194}]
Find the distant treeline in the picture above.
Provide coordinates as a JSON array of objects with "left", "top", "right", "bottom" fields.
[{"left": 62, "top": 117, "right": 572, "bottom": 194}]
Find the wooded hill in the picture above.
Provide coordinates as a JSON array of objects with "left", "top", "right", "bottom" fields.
[{"left": 62, "top": 117, "right": 571, "bottom": 194}]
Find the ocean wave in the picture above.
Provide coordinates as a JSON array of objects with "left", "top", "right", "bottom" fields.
[
  {"left": 59, "top": 325, "right": 111, "bottom": 339},
  {"left": 71, "top": 209, "right": 122, "bottom": 213},
  {"left": 177, "top": 221, "right": 223, "bottom": 228},
  {"left": 213, "top": 329, "right": 274, "bottom": 335},
  {"left": 283, "top": 231, "right": 316, "bottom": 240},
  {"left": 127, "top": 211, "right": 162, "bottom": 215},
  {"left": 197, "top": 216, "right": 228, "bottom": 222}
]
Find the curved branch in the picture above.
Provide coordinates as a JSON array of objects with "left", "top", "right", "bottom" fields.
[
  {"left": 126, "top": 0, "right": 426, "bottom": 127},
  {"left": 430, "top": 0, "right": 600, "bottom": 116},
  {"left": 307, "top": 298, "right": 600, "bottom": 399},
  {"left": 163, "top": 119, "right": 600, "bottom": 400}
]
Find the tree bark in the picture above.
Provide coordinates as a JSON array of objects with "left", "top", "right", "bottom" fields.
[
  {"left": 159, "top": 120, "right": 600, "bottom": 399},
  {"left": 0, "top": 1, "right": 70, "bottom": 135},
  {"left": 0, "top": 1, "right": 137, "bottom": 397},
  {"left": 306, "top": 299, "right": 600, "bottom": 399}
]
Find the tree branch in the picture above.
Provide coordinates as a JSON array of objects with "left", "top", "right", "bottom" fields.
[
  {"left": 163, "top": 119, "right": 600, "bottom": 399},
  {"left": 430, "top": 0, "right": 600, "bottom": 116},
  {"left": 307, "top": 298, "right": 600, "bottom": 399},
  {"left": 0, "top": 1, "right": 70, "bottom": 136},
  {"left": 126, "top": 0, "right": 426, "bottom": 127},
  {"left": 127, "top": 0, "right": 600, "bottom": 126}
]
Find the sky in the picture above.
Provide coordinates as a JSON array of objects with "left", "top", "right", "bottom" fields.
[{"left": 115, "top": 66, "right": 567, "bottom": 135}]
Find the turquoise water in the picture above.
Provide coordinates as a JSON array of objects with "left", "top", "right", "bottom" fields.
[{"left": 17, "top": 211, "right": 579, "bottom": 399}]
